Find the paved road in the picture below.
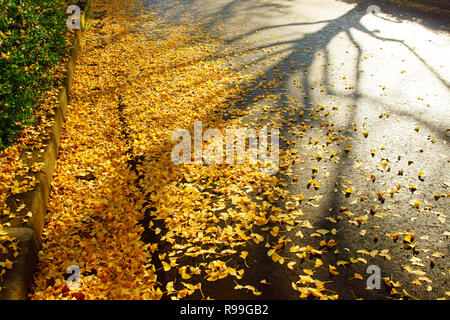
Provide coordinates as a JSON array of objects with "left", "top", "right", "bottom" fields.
[{"left": 139, "top": 0, "right": 449, "bottom": 299}]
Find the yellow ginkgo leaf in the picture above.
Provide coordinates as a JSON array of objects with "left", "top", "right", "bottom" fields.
[
  {"left": 391, "top": 288, "right": 401, "bottom": 295},
  {"left": 296, "top": 252, "right": 307, "bottom": 259},
  {"left": 270, "top": 226, "right": 279, "bottom": 237},
  {"left": 161, "top": 261, "right": 171, "bottom": 272},
  {"left": 314, "top": 258, "right": 323, "bottom": 268},
  {"left": 316, "top": 229, "right": 329, "bottom": 235},
  {"left": 411, "top": 279, "right": 422, "bottom": 286},
  {"left": 403, "top": 233, "right": 414, "bottom": 243},
  {"left": 329, "top": 265, "right": 339, "bottom": 276},
  {"left": 327, "top": 239, "right": 337, "bottom": 249},
  {"left": 353, "top": 273, "right": 363, "bottom": 280},
  {"left": 240, "top": 251, "right": 249, "bottom": 259},
  {"left": 271, "top": 252, "right": 281, "bottom": 263},
  {"left": 356, "top": 215, "right": 367, "bottom": 224},
  {"left": 432, "top": 252, "right": 445, "bottom": 258},
  {"left": 303, "top": 269, "right": 314, "bottom": 276},
  {"left": 295, "top": 230, "right": 304, "bottom": 238},
  {"left": 357, "top": 257, "right": 367, "bottom": 264},
  {"left": 287, "top": 261, "right": 296, "bottom": 270}
]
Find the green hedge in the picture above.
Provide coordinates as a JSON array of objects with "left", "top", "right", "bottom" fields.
[{"left": 0, "top": 0, "right": 69, "bottom": 149}]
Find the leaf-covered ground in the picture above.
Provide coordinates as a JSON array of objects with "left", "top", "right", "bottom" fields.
[
  {"left": 30, "top": 0, "right": 449, "bottom": 300},
  {"left": 0, "top": 64, "right": 70, "bottom": 284}
]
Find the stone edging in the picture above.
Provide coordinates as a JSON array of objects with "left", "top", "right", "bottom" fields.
[{"left": 0, "top": 1, "right": 91, "bottom": 300}]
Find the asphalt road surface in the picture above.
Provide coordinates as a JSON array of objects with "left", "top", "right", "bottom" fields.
[{"left": 137, "top": 0, "right": 449, "bottom": 300}]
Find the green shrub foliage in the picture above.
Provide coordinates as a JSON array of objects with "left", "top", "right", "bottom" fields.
[{"left": 0, "top": 0, "right": 69, "bottom": 148}]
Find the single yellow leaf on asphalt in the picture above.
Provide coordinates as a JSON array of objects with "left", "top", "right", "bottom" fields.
[
  {"left": 295, "top": 230, "right": 304, "bottom": 238},
  {"left": 162, "top": 261, "right": 171, "bottom": 271},
  {"left": 314, "top": 258, "right": 323, "bottom": 268},
  {"left": 271, "top": 252, "right": 281, "bottom": 263},
  {"left": 379, "top": 250, "right": 391, "bottom": 260},
  {"left": 350, "top": 257, "right": 359, "bottom": 264},
  {"left": 353, "top": 273, "right": 363, "bottom": 280},
  {"left": 357, "top": 216, "right": 367, "bottom": 224},
  {"left": 391, "top": 288, "right": 401, "bottom": 295},
  {"left": 303, "top": 269, "right": 314, "bottom": 276},
  {"left": 316, "top": 229, "right": 329, "bottom": 235},
  {"left": 329, "top": 265, "right": 339, "bottom": 276},
  {"left": 432, "top": 252, "right": 445, "bottom": 258},
  {"left": 412, "top": 279, "right": 422, "bottom": 286},
  {"left": 5, "top": 259, "right": 13, "bottom": 269},
  {"left": 296, "top": 252, "right": 307, "bottom": 259},
  {"left": 357, "top": 257, "right": 367, "bottom": 264},
  {"left": 403, "top": 233, "right": 414, "bottom": 243},
  {"left": 240, "top": 251, "right": 249, "bottom": 259},
  {"left": 270, "top": 226, "right": 279, "bottom": 237}
]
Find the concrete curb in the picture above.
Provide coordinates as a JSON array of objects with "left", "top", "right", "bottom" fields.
[{"left": 0, "top": 1, "right": 91, "bottom": 300}]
